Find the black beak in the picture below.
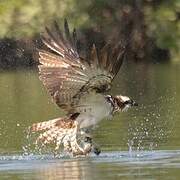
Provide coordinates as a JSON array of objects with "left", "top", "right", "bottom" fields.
[{"left": 132, "top": 100, "right": 138, "bottom": 106}]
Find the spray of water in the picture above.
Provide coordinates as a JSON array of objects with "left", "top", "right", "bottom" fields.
[{"left": 126, "top": 95, "right": 175, "bottom": 156}]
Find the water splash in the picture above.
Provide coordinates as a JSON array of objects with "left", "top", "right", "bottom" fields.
[
  {"left": 22, "top": 127, "right": 53, "bottom": 156},
  {"left": 126, "top": 95, "right": 175, "bottom": 154}
]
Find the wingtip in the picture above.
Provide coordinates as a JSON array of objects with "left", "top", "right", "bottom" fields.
[{"left": 64, "top": 18, "right": 69, "bottom": 29}]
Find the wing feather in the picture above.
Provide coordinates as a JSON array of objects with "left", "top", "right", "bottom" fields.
[
  {"left": 99, "top": 43, "right": 109, "bottom": 69},
  {"left": 64, "top": 19, "right": 72, "bottom": 45},
  {"left": 37, "top": 20, "right": 125, "bottom": 113},
  {"left": 90, "top": 44, "right": 99, "bottom": 68}
]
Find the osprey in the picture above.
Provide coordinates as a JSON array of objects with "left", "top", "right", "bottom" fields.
[{"left": 31, "top": 20, "right": 138, "bottom": 157}]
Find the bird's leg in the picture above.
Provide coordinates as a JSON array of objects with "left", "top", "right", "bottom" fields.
[
  {"left": 86, "top": 137, "right": 101, "bottom": 155},
  {"left": 69, "top": 124, "right": 92, "bottom": 157},
  {"left": 92, "top": 142, "right": 101, "bottom": 155},
  {"left": 79, "top": 129, "right": 101, "bottom": 156}
]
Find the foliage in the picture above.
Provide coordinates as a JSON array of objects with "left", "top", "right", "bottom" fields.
[
  {"left": 0, "top": 0, "right": 82, "bottom": 38},
  {"left": 145, "top": 0, "right": 180, "bottom": 62},
  {"left": 0, "top": 0, "right": 179, "bottom": 62}
]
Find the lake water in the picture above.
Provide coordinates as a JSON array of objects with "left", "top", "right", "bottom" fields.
[{"left": 0, "top": 62, "right": 179, "bottom": 179}]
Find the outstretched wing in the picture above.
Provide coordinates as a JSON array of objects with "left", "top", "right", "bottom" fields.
[{"left": 37, "top": 20, "right": 125, "bottom": 113}]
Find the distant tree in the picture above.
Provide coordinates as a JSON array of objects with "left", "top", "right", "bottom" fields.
[{"left": 0, "top": 0, "right": 179, "bottom": 65}]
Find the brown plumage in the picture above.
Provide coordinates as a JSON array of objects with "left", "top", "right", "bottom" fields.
[
  {"left": 31, "top": 113, "right": 92, "bottom": 156},
  {"left": 32, "top": 20, "right": 126, "bottom": 156}
]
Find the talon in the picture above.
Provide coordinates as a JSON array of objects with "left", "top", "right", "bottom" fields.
[
  {"left": 84, "top": 136, "right": 92, "bottom": 143},
  {"left": 93, "top": 146, "right": 101, "bottom": 155}
]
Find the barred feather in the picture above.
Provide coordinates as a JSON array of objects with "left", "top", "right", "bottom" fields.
[
  {"left": 37, "top": 20, "right": 125, "bottom": 112},
  {"left": 31, "top": 117, "right": 62, "bottom": 132},
  {"left": 32, "top": 117, "right": 92, "bottom": 155}
]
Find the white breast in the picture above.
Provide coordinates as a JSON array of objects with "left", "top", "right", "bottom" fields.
[{"left": 76, "top": 93, "right": 113, "bottom": 129}]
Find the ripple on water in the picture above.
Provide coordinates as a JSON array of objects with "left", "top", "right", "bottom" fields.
[{"left": 0, "top": 150, "right": 180, "bottom": 172}]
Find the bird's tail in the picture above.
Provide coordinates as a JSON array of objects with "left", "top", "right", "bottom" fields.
[
  {"left": 30, "top": 113, "right": 92, "bottom": 156},
  {"left": 31, "top": 113, "right": 80, "bottom": 132},
  {"left": 31, "top": 117, "right": 62, "bottom": 132},
  {"left": 30, "top": 113, "right": 80, "bottom": 145}
]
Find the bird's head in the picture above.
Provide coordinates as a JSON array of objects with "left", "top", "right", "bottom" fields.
[{"left": 110, "top": 95, "right": 138, "bottom": 113}]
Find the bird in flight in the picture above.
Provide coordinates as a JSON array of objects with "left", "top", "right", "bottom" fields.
[{"left": 31, "top": 20, "right": 138, "bottom": 157}]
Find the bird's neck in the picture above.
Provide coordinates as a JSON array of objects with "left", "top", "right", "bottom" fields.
[{"left": 105, "top": 95, "right": 118, "bottom": 114}]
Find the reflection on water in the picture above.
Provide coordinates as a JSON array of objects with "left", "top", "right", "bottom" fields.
[
  {"left": 35, "top": 161, "right": 79, "bottom": 180},
  {"left": 36, "top": 160, "right": 91, "bottom": 180},
  {"left": 0, "top": 63, "right": 180, "bottom": 179}
]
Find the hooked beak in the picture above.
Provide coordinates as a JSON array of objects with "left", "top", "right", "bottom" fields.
[{"left": 132, "top": 100, "right": 138, "bottom": 106}]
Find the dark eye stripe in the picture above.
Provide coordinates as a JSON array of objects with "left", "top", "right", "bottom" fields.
[{"left": 124, "top": 100, "right": 131, "bottom": 105}]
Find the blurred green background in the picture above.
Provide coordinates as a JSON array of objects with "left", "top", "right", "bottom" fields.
[{"left": 0, "top": 0, "right": 179, "bottom": 69}]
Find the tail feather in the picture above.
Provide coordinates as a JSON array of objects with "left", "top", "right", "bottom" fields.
[
  {"left": 30, "top": 113, "right": 92, "bottom": 156},
  {"left": 31, "top": 117, "right": 62, "bottom": 132},
  {"left": 36, "top": 127, "right": 60, "bottom": 144}
]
